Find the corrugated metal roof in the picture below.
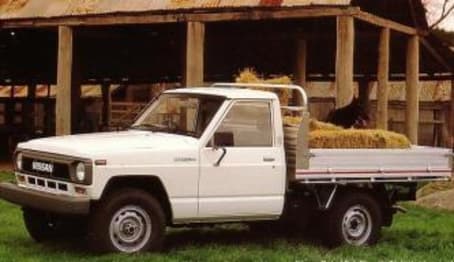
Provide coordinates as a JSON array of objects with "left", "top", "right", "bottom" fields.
[{"left": 0, "top": 0, "right": 351, "bottom": 20}]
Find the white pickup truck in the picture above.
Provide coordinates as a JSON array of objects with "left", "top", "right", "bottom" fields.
[{"left": 0, "top": 83, "right": 452, "bottom": 253}]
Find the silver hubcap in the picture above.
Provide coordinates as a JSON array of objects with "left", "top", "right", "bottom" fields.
[
  {"left": 109, "top": 205, "right": 152, "bottom": 253},
  {"left": 341, "top": 205, "right": 372, "bottom": 246}
]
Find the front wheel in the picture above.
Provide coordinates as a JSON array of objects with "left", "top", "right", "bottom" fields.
[
  {"left": 87, "top": 188, "right": 166, "bottom": 253},
  {"left": 323, "top": 192, "right": 382, "bottom": 247}
]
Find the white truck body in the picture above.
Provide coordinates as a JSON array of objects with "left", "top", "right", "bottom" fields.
[
  {"left": 0, "top": 83, "right": 452, "bottom": 252},
  {"left": 299, "top": 147, "right": 452, "bottom": 184}
]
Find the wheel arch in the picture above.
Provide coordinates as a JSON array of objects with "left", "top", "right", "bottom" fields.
[
  {"left": 335, "top": 185, "right": 393, "bottom": 226},
  {"left": 100, "top": 175, "right": 173, "bottom": 225},
  {"left": 323, "top": 186, "right": 385, "bottom": 247}
]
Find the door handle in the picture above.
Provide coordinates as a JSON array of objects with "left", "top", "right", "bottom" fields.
[
  {"left": 263, "top": 157, "right": 275, "bottom": 162},
  {"left": 214, "top": 147, "right": 227, "bottom": 167}
]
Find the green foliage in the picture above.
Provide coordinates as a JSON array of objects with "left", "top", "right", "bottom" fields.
[
  {"left": 1, "top": 172, "right": 454, "bottom": 261},
  {"left": 0, "top": 172, "right": 14, "bottom": 183}
]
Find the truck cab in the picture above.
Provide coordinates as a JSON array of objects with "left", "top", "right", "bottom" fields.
[{"left": 0, "top": 84, "right": 452, "bottom": 253}]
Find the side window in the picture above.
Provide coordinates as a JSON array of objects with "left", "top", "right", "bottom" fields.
[{"left": 214, "top": 101, "right": 273, "bottom": 147}]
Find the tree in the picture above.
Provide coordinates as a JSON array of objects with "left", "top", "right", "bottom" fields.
[{"left": 423, "top": 0, "right": 454, "bottom": 29}]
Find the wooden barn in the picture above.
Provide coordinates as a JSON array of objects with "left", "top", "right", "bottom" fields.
[{"left": 0, "top": 0, "right": 452, "bottom": 158}]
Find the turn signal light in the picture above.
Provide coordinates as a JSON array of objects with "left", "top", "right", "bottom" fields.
[
  {"left": 95, "top": 159, "right": 107, "bottom": 166},
  {"left": 74, "top": 186, "right": 87, "bottom": 195},
  {"left": 16, "top": 175, "right": 25, "bottom": 183}
]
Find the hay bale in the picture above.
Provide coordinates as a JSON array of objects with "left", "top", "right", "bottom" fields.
[
  {"left": 283, "top": 116, "right": 302, "bottom": 126},
  {"left": 309, "top": 129, "right": 411, "bottom": 149},
  {"left": 235, "top": 68, "right": 291, "bottom": 106},
  {"left": 283, "top": 117, "right": 343, "bottom": 132},
  {"left": 417, "top": 181, "right": 454, "bottom": 199},
  {"left": 416, "top": 189, "right": 454, "bottom": 211},
  {"left": 309, "top": 119, "right": 343, "bottom": 132},
  {"left": 283, "top": 116, "right": 410, "bottom": 149}
]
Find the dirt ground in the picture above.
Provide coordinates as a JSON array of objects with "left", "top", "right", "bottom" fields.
[
  {"left": 0, "top": 161, "right": 12, "bottom": 172},
  {"left": 416, "top": 189, "right": 454, "bottom": 211}
]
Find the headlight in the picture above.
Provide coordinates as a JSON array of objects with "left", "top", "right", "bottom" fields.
[
  {"left": 15, "top": 153, "right": 23, "bottom": 170},
  {"left": 75, "top": 162, "right": 86, "bottom": 182}
]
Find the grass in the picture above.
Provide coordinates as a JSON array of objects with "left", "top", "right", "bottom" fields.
[{"left": 1, "top": 172, "right": 454, "bottom": 261}]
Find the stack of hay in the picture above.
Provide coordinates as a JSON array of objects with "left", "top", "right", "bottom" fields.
[
  {"left": 235, "top": 68, "right": 291, "bottom": 106},
  {"left": 284, "top": 116, "right": 411, "bottom": 149},
  {"left": 235, "top": 68, "right": 411, "bottom": 149}
]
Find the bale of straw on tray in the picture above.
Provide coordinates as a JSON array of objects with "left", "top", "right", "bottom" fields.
[
  {"left": 283, "top": 117, "right": 410, "bottom": 149},
  {"left": 309, "top": 129, "right": 411, "bottom": 149},
  {"left": 283, "top": 117, "right": 342, "bottom": 132}
]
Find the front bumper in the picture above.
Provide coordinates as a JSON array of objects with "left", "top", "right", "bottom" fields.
[{"left": 0, "top": 182, "right": 90, "bottom": 215}]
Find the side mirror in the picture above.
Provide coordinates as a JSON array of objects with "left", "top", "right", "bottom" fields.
[{"left": 212, "top": 132, "right": 234, "bottom": 148}]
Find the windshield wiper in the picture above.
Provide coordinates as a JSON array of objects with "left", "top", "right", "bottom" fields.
[
  {"left": 129, "top": 124, "right": 159, "bottom": 131},
  {"left": 130, "top": 124, "right": 198, "bottom": 138},
  {"left": 173, "top": 129, "right": 198, "bottom": 138}
]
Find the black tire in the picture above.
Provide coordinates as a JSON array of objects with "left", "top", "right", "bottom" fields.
[
  {"left": 23, "top": 208, "right": 71, "bottom": 242},
  {"left": 87, "top": 188, "right": 166, "bottom": 253},
  {"left": 323, "top": 191, "right": 382, "bottom": 247}
]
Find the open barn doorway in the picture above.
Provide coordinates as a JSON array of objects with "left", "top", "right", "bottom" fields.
[
  {"left": 74, "top": 24, "right": 186, "bottom": 130},
  {"left": 0, "top": 28, "right": 57, "bottom": 161},
  {"left": 0, "top": 23, "right": 188, "bottom": 160}
]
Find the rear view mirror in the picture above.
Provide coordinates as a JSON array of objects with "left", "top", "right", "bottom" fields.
[{"left": 213, "top": 132, "right": 234, "bottom": 148}]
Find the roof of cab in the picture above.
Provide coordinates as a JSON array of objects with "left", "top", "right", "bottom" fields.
[{"left": 165, "top": 87, "right": 278, "bottom": 100}]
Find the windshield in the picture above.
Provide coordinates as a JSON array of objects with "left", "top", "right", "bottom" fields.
[{"left": 131, "top": 94, "right": 225, "bottom": 138}]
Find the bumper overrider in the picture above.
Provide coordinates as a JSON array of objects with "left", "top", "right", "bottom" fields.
[{"left": 0, "top": 182, "right": 90, "bottom": 215}]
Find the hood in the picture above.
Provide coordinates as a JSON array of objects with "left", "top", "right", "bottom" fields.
[{"left": 18, "top": 131, "right": 199, "bottom": 158}]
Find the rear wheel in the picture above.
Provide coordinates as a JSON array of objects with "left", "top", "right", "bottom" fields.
[
  {"left": 87, "top": 188, "right": 165, "bottom": 253},
  {"left": 323, "top": 192, "right": 382, "bottom": 247}
]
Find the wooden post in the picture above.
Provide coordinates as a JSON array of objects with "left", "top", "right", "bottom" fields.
[
  {"left": 24, "top": 84, "right": 36, "bottom": 133},
  {"left": 71, "top": 82, "right": 81, "bottom": 133},
  {"left": 101, "top": 83, "right": 111, "bottom": 128},
  {"left": 335, "top": 16, "right": 355, "bottom": 108},
  {"left": 450, "top": 79, "right": 454, "bottom": 149},
  {"left": 56, "top": 26, "right": 73, "bottom": 136},
  {"left": 405, "top": 35, "right": 419, "bottom": 144},
  {"left": 184, "top": 21, "right": 205, "bottom": 87},
  {"left": 376, "top": 28, "right": 390, "bottom": 130},
  {"left": 294, "top": 38, "right": 307, "bottom": 105}
]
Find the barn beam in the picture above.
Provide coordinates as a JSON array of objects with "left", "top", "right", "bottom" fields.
[
  {"left": 101, "top": 83, "right": 111, "bottom": 129},
  {"left": 376, "top": 27, "right": 390, "bottom": 130},
  {"left": 335, "top": 15, "right": 355, "bottom": 108},
  {"left": 56, "top": 26, "right": 73, "bottom": 136},
  {"left": 354, "top": 11, "right": 418, "bottom": 35},
  {"left": 294, "top": 38, "right": 307, "bottom": 105},
  {"left": 184, "top": 21, "right": 205, "bottom": 87},
  {"left": 405, "top": 35, "right": 420, "bottom": 144},
  {"left": 0, "top": 7, "right": 360, "bottom": 28}
]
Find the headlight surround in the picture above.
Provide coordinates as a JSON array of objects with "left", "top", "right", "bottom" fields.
[
  {"left": 15, "top": 152, "right": 23, "bottom": 170},
  {"left": 75, "top": 162, "right": 86, "bottom": 182}
]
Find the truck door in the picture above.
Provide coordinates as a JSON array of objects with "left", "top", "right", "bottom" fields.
[{"left": 199, "top": 100, "right": 286, "bottom": 220}]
